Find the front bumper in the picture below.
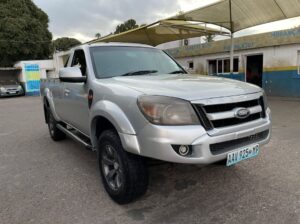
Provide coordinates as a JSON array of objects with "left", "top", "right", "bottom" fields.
[{"left": 120, "top": 108, "right": 271, "bottom": 164}]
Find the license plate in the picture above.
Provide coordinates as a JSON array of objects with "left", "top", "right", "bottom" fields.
[
  {"left": 226, "top": 144, "right": 259, "bottom": 166},
  {"left": 9, "top": 91, "right": 16, "bottom": 94}
]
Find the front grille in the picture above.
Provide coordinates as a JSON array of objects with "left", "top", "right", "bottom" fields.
[
  {"left": 204, "top": 99, "right": 260, "bottom": 113},
  {"left": 210, "top": 130, "right": 269, "bottom": 155},
  {"left": 193, "top": 97, "right": 265, "bottom": 130},
  {"left": 212, "top": 113, "right": 261, "bottom": 128}
]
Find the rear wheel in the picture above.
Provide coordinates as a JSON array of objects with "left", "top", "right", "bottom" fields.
[
  {"left": 47, "top": 110, "right": 66, "bottom": 141},
  {"left": 98, "top": 130, "right": 148, "bottom": 204}
]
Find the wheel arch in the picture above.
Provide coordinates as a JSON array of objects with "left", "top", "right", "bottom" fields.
[{"left": 90, "top": 101, "right": 139, "bottom": 155}]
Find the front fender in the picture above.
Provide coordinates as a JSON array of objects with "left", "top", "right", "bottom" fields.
[
  {"left": 89, "top": 100, "right": 140, "bottom": 154},
  {"left": 90, "top": 100, "right": 136, "bottom": 135}
]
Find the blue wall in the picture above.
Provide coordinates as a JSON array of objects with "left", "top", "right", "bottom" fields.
[
  {"left": 213, "top": 73, "right": 245, "bottom": 82},
  {"left": 263, "top": 70, "right": 300, "bottom": 97},
  {"left": 212, "top": 70, "right": 300, "bottom": 97}
]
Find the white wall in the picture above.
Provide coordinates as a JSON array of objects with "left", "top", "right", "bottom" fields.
[
  {"left": 174, "top": 43, "right": 300, "bottom": 75},
  {"left": 53, "top": 50, "right": 72, "bottom": 76}
]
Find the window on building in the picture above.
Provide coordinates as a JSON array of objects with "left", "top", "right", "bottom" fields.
[
  {"left": 208, "top": 58, "right": 239, "bottom": 75},
  {"left": 188, "top": 61, "right": 194, "bottom": 70},
  {"left": 224, "top": 59, "right": 230, "bottom": 73},
  {"left": 208, "top": 60, "right": 217, "bottom": 74},
  {"left": 234, "top": 58, "right": 239, "bottom": 72},
  {"left": 217, "top": 60, "right": 223, "bottom": 74}
]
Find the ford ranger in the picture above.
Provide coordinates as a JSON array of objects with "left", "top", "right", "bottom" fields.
[{"left": 41, "top": 43, "right": 271, "bottom": 204}]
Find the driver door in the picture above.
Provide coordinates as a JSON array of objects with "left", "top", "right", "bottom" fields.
[{"left": 60, "top": 49, "right": 90, "bottom": 135}]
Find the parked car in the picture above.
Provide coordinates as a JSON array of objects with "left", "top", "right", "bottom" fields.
[
  {"left": 0, "top": 81, "right": 24, "bottom": 97},
  {"left": 41, "top": 43, "right": 271, "bottom": 204}
]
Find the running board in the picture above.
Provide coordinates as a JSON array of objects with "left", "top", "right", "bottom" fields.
[{"left": 56, "top": 124, "right": 93, "bottom": 150}]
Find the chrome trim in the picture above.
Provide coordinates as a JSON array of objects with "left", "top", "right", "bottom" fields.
[
  {"left": 191, "top": 92, "right": 263, "bottom": 105},
  {"left": 207, "top": 105, "right": 262, "bottom": 121}
]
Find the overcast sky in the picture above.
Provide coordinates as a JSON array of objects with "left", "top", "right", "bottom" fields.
[{"left": 33, "top": 0, "right": 300, "bottom": 43}]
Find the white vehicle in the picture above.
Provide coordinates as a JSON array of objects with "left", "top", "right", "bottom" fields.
[{"left": 41, "top": 43, "right": 271, "bottom": 204}]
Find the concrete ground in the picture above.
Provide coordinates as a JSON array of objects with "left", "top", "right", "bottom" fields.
[{"left": 0, "top": 96, "right": 299, "bottom": 224}]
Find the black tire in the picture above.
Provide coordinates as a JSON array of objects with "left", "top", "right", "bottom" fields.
[
  {"left": 98, "top": 130, "right": 148, "bottom": 204},
  {"left": 47, "top": 109, "right": 66, "bottom": 141}
]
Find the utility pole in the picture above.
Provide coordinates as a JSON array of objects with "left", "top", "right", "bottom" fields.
[{"left": 229, "top": 0, "right": 234, "bottom": 75}]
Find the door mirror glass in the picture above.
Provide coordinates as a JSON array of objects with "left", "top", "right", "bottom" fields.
[{"left": 59, "top": 67, "right": 86, "bottom": 83}]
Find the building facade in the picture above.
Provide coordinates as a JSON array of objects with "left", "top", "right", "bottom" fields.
[{"left": 164, "top": 28, "right": 300, "bottom": 97}]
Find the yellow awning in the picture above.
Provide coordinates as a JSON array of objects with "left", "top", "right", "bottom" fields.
[
  {"left": 89, "top": 20, "right": 228, "bottom": 46},
  {"left": 168, "top": 0, "right": 300, "bottom": 32},
  {"left": 89, "top": 0, "right": 300, "bottom": 47}
]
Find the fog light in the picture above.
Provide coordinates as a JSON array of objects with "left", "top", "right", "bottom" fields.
[
  {"left": 172, "top": 145, "right": 192, "bottom": 157},
  {"left": 178, "top": 145, "right": 190, "bottom": 156}
]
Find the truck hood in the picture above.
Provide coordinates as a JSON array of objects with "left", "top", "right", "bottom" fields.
[{"left": 111, "top": 74, "right": 262, "bottom": 101}]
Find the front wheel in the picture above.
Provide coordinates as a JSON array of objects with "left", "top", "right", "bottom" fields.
[{"left": 98, "top": 130, "right": 148, "bottom": 204}]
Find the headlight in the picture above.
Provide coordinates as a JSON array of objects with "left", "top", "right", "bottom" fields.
[
  {"left": 17, "top": 85, "right": 22, "bottom": 90},
  {"left": 0, "top": 87, "right": 5, "bottom": 92},
  {"left": 137, "top": 95, "right": 200, "bottom": 125}
]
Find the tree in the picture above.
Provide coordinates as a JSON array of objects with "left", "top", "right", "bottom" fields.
[
  {"left": 52, "top": 37, "right": 81, "bottom": 52},
  {"left": 0, "top": 0, "right": 53, "bottom": 67},
  {"left": 204, "top": 34, "right": 215, "bottom": 43},
  {"left": 114, "top": 19, "right": 139, "bottom": 34},
  {"left": 95, "top": 33, "right": 101, "bottom": 39}
]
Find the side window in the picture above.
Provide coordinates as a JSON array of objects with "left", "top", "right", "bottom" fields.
[{"left": 71, "top": 50, "right": 87, "bottom": 76}]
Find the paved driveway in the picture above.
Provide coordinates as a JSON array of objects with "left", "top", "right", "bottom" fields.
[{"left": 0, "top": 97, "right": 299, "bottom": 224}]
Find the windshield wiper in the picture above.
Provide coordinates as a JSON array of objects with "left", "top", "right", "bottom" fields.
[
  {"left": 120, "top": 70, "right": 158, "bottom": 77},
  {"left": 169, "top": 70, "right": 185, "bottom": 74}
]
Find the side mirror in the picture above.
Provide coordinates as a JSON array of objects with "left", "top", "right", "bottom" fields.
[{"left": 59, "top": 67, "right": 87, "bottom": 83}]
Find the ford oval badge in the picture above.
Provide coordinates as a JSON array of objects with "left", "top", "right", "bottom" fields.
[{"left": 235, "top": 108, "right": 250, "bottom": 119}]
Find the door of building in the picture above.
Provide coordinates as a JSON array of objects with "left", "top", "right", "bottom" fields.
[{"left": 246, "top": 55, "right": 263, "bottom": 87}]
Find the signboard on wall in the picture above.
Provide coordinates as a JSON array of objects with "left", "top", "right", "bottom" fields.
[{"left": 25, "top": 64, "right": 41, "bottom": 94}]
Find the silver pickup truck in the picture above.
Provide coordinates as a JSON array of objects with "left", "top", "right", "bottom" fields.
[{"left": 41, "top": 43, "right": 271, "bottom": 204}]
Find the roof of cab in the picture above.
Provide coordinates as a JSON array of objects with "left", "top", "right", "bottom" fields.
[
  {"left": 87, "top": 42, "right": 154, "bottom": 48},
  {"left": 65, "top": 42, "right": 155, "bottom": 54}
]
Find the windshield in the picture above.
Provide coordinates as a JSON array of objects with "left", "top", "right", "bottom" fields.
[{"left": 90, "top": 46, "right": 185, "bottom": 79}]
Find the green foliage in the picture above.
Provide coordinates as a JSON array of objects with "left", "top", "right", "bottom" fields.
[
  {"left": 0, "top": 0, "right": 53, "bottom": 66},
  {"left": 95, "top": 33, "right": 101, "bottom": 39},
  {"left": 114, "top": 19, "right": 139, "bottom": 34},
  {"left": 52, "top": 37, "right": 81, "bottom": 52},
  {"left": 204, "top": 34, "right": 215, "bottom": 43}
]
